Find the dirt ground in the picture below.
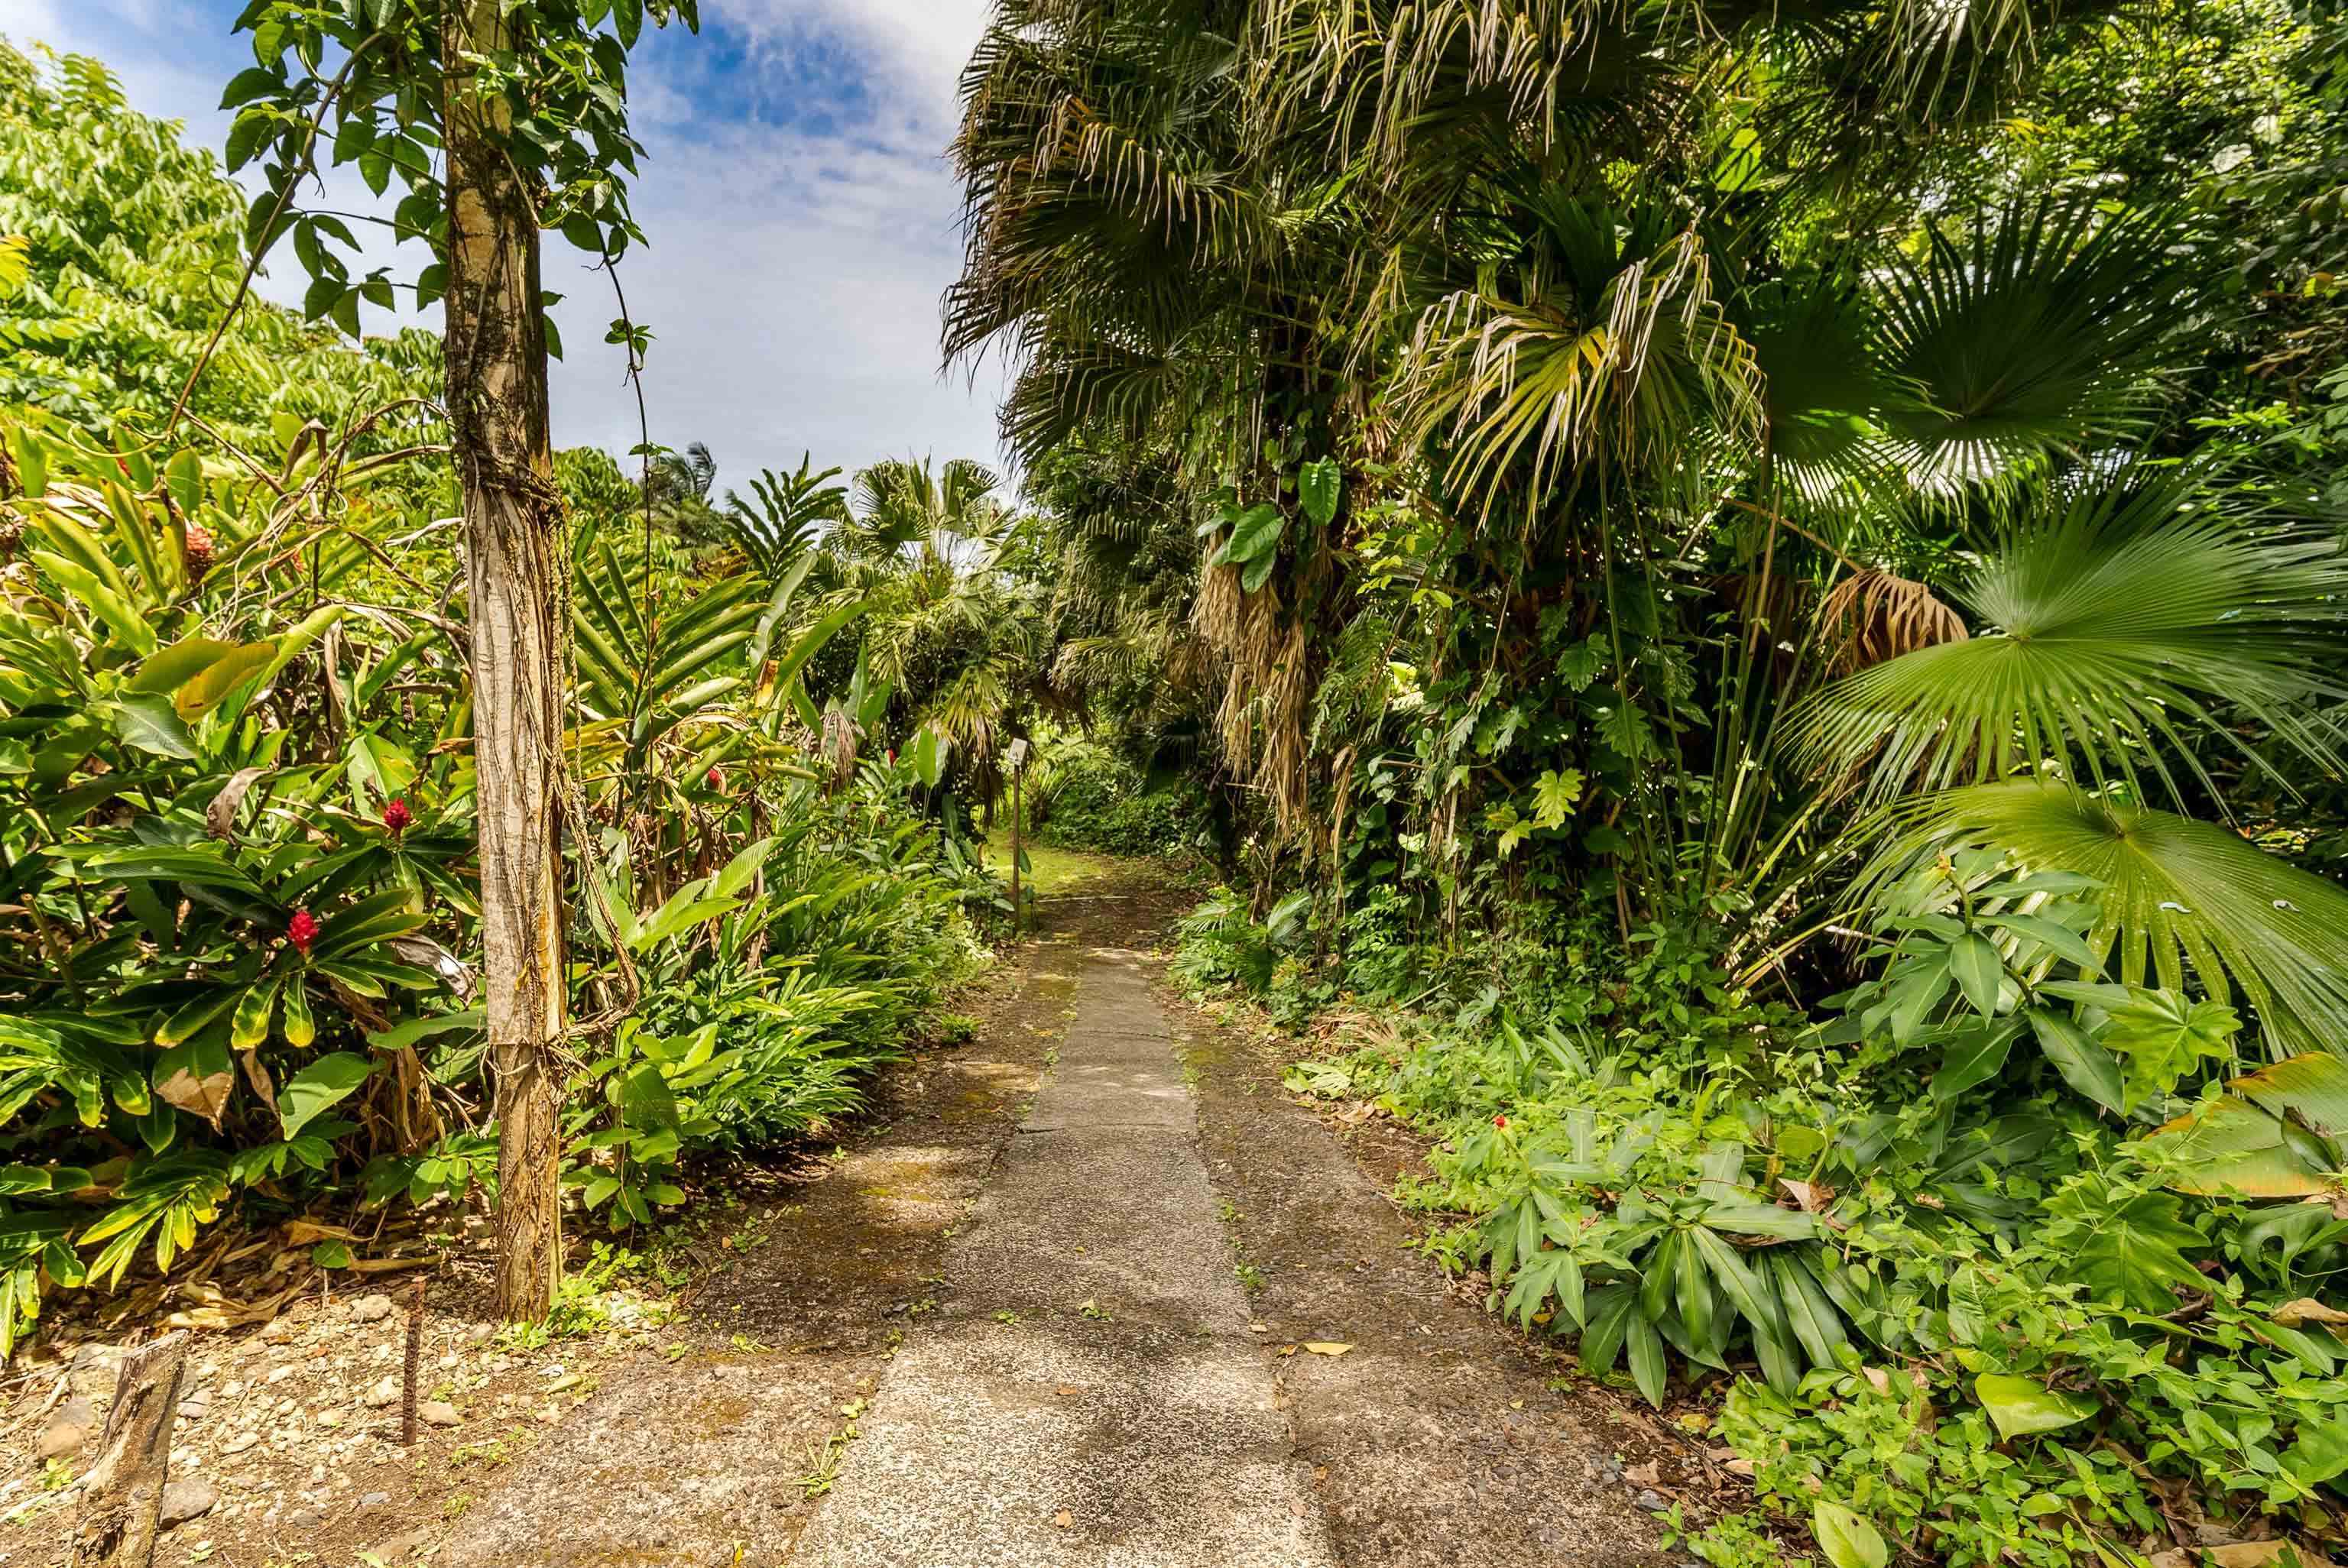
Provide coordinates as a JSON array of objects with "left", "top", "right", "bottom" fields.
[{"left": 0, "top": 866, "right": 1699, "bottom": 1567}]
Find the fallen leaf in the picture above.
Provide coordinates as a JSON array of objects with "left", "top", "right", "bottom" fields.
[
  {"left": 1052, "top": 1510, "right": 1074, "bottom": 1531},
  {"left": 1727, "top": 1459, "right": 1757, "bottom": 1478},
  {"left": 1276, "top": 1344, "right": 1299, "bottom": 1357},
  {"left": 1054, "top": 1385, "right": 1083, "bottom": 1398},
  {"left": 2275, "top": 1298, "right": 2348, "bottom": 1330},
  {"left": 1247, "top": 1321, "right": 1270, "bottom": 1333},
  {"left": 1626, "top": 1463, "right": 1662, "bottom": 1488},
  {"left": 1302, "top": 1342, "right": 1354, "bottom": 1357}
]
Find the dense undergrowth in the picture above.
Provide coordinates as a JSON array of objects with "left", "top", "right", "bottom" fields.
[{"left": 1179, "top": 877, "right": 2348, "bottom": 1568}]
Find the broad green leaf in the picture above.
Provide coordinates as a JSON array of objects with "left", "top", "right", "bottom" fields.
[
  {"left": 231, "top": 980, "right": 281, "bottom": 1051},
  {"left": 175, "top": 641, "right": 276, "bottom": 720},
  {"left": 157, "top": 990, "right": 238, "bottom": 1046},
  {"left": 128, "top": 638, "right": 237, "bottom": 696},
  {"left": 1980, "top": 912, "right": 2103, "bottom": 974},
  {"left": 1975, "top": 1373, "right": 2098, "bottom": 1439},
  {"left": 2102, "top": 990, "right": 2239, "bottom": 1083},
  {"left": 281, "top": 983, "right": 315, "bottom": 1048},
  {"left": 2029, "top": 1007, "right": 2123, "bottom": 1112},
  {"left": 1931, "top": 1019, "right": 2022, "bottom": 1102},
  {"left": 1948, "top": 933, "right": 2005, "bottom": 1016},
  {"left": 1812, "top": 1502, "right": 1889, "bottom": 1568},
  {"left": 1625, "top": 1307, "right": 1668, "bottom": 1408},
  {"left": 366, "top": 1007, "right": 485, "bottom": 1055},
  {"left": 278, "top": 1053, "right": 373, "bottom": 1139},
  {"left": 113, "top": 695, "right": 199, "bottom": 760},
  {"left": 32, "top": 550, "right": 156, "bottom": 654},
  {"left": 2285, "top": 1417, "right": 2348, "bottom": 1488},
  {"left": 1297, "top": 458, "right": 1343, "bottom": 527},
  {"left": 2151, "top": 1054, "right": 2348, "bottom": 1198},
  {"left": 1217, "top": 503, "right": 1283, "bottom": 566},
  {"left": 2045, "top": 1181, "right": 2207, "bottom": 1311}
]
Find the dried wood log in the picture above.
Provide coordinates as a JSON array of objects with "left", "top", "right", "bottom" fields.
[{"left": 69, "top": 1330, "right": 189, "bottom": 1568}]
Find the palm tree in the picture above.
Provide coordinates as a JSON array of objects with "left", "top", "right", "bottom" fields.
[
  {"left": 822, "top": 458, "right": 1043, "bottom": 777},
  {"left": 948, "top": 0, "right": 2348, "bottom": 1048}
]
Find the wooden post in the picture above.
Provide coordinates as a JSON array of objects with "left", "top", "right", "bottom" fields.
[
  {"left": 1009, "top": 768, "right": 1023, "bottom": 935},
  {"left": 70, "top": 1332, "right": 189, "bottom": 1568},
  {"left": 401, "top": 1275, "right": 426, "bottom": 1446}
]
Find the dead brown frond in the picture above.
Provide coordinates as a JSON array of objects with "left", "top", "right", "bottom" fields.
[{"left": 1818, "top": 569, "right": 1969, "bottom": 675}]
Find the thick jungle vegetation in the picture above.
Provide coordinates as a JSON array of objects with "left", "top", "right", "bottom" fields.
[
  {"left": 0, "top": 0, "right": 2343, "bottom": 1562},
  {"left": 0, "top": 26, "right": 1052, "bottom": 1360},
  {"left": 942, "top": 0, "right": 2348, "bottom": 1566}
]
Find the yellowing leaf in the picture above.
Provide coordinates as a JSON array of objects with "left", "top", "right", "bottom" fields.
[
  {"left": 1301, "top": 1341, "right": 1354, "bottom": 1356},
  {"left": 175, "top": 641, "right": 276, "bottom": 720}
]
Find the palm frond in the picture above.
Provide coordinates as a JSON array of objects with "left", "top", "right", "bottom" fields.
[
  {"left": 1786, "top": 471, "right": 2348, "bottom": 807},
  {"left": 1867, "top": 782, "right": 2348, "bottom": 1055},
  {"left": 1875, "top": 201, "right": 2203, "bottom": 493}
]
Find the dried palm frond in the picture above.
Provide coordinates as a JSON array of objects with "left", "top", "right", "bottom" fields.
[
  {"left": 1817, "top": 569, "right": 1969, "bottom": 675},
  {"left": 821, "top": 705, "right": 861, "bottom": 792}
]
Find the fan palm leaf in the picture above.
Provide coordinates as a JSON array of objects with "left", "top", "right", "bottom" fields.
[
  {"left": 1786, "top": 472, "right": 2348, "bottom": 807},
  {"left": 1867, "top": 782, "right": 2348, "bottom": 1055},
  {"left": 1875, "top": 200, "right": 2202, "bottom": 493}
]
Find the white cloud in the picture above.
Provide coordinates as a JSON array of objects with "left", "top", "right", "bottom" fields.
[{"left": 705, "top": 0, "right": 991, "bottom": 115}]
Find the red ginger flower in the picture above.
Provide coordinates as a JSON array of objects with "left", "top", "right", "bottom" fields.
[
  {"left": 383, "top": 798, "right": 413, "bottom": 836},
  {"left": 1493, "top": 1115, "right": 1509, "bottom": 1129},
  {"left": 183, "top": 521, "right": 215, "bottom": 584},
  {"left": 705, "top": 766, "right": 724, "bottom": 791},
  {"left": 287, "top": 909, "right": 319, "bottom": 955}
]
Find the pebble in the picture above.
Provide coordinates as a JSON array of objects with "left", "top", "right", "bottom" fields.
[
  {"left": 358, "top": 1490, "right": 393, "bottom": 1509},
  {"left": 38, "top": 1398, "right": 96, "bottom": 1459},
  {"left": 1635, "top": 1489, "right": 1669, "bottom": 1512},
  {"left": 419, "top": 1401, "right": 461, "bottom": 1427},
  {"left": 261, "top": 1316, "right": 300, "bottom": 1343},
  {"left": 362, "top": 1375, "right": 400, "bottom": 1408},
  {"left": 349, "top": 1294, "right": 397, "bottom": 1323},
  {"left": 266, "top": 1365, "right": 293, "bottom": 1384},
  {"left": 158, "top": 1479, "right": 218, "bottom": 1531},
  {"left": 221, "top": 1430, "right": 260, "bottom": 1455},
  {"left": 287, "top": 1507, "right": 324, "bottom": 1530}
]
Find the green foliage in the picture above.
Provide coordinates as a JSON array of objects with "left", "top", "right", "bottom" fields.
[
  {"left": 1185, "top": 844, "right": 2348, "bottom": 1566},
  {"left": 0, "top": 44, "right": 439, "bottom": 437},
  {"left": 0, "top": 50, "right": 1001, "bottom": 1356},
  {"left": 1029, "top": 740, "right": 1205, "bottom": 859}
]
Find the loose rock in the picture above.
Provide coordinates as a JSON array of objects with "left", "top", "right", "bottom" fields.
[
  {"left": 349, "top": 1294, "right": 397, "bottom": 1323},
  {"left": 362, "top": 1375, "right": 400, "bottom": 1408},
  {"left": 159, "top": 1479, "right": 219, "bottom": 1530},
  {"left": 37, "top": 1396, "right": 97, "bottom": 1458},
  {"left": 419, "top": 1401, "right": 462, "bottom": 1427}
]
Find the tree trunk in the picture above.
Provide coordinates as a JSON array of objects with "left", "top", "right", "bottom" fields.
[
  {"left": 443, "top": 0, "right": 565, "bottom": 1322},
  {"left": 69, "top": 1331, "right": 189, "bottom": 1568}
]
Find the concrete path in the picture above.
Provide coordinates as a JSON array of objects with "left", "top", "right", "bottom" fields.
[{"left": 790, "top": 946, "right": 1339, "bottom": 1568}]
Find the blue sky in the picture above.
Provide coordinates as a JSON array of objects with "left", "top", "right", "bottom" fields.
[{"left": 0, "top": 0, "right": 1009, "bottom": 495}]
